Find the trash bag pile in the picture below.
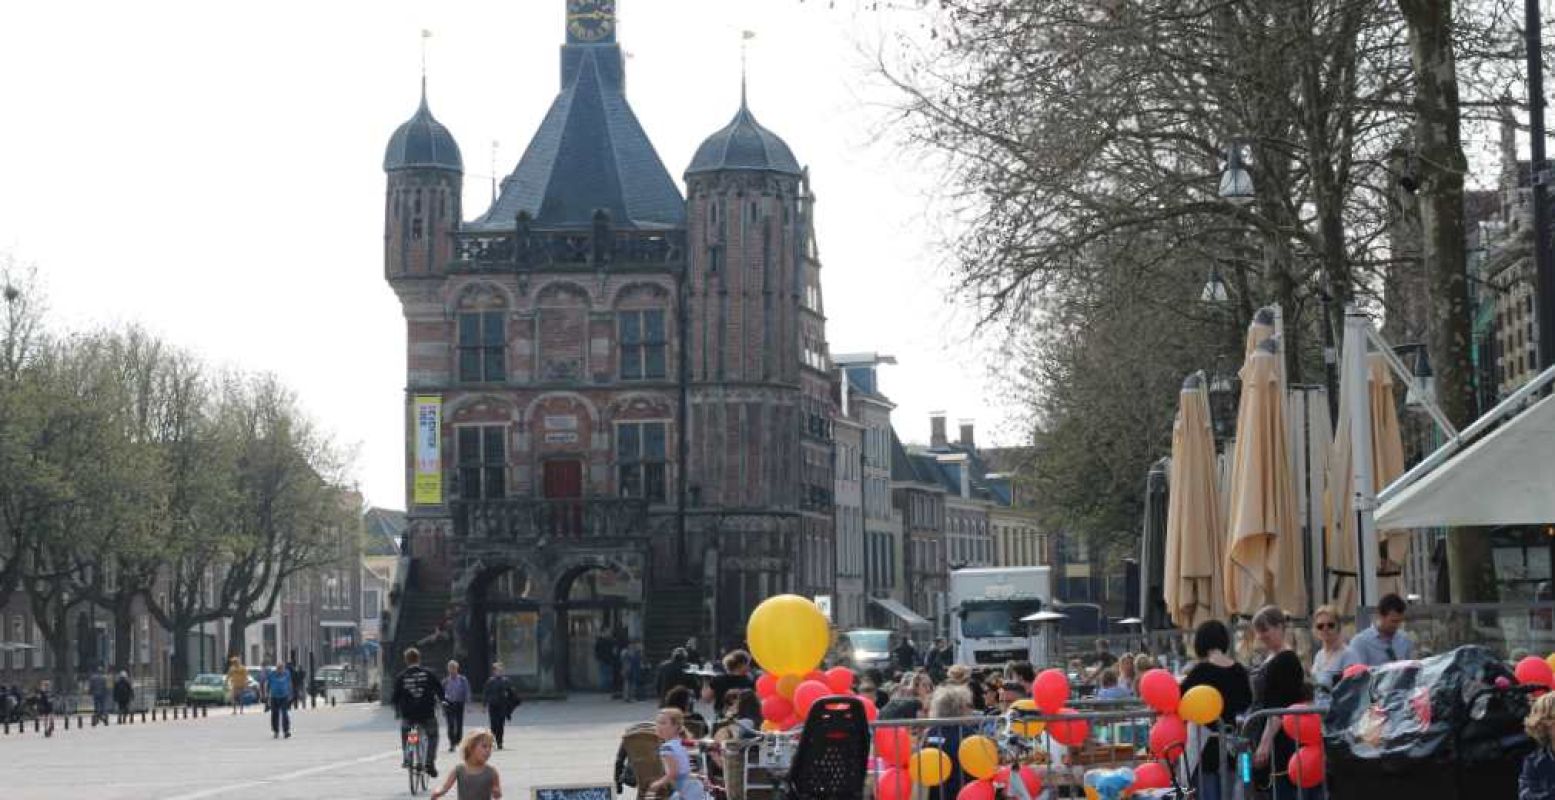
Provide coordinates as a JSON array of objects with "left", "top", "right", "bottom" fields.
[{"left": 1323, "top": 645, "right": 1535, "bottom": 799}]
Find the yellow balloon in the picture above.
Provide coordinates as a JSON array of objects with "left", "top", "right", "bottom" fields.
[
  {"left": 1546, "top": 653, "right": 1555, "bottom": 674},
  {"left": 1084, "top": 787, "right": 1100, "bottom": 800},
  {"left": 747, "top": 594, "right": 830, "bottom": 675},
  {"left": 909, "top": 748, "right": 953, "bottom": 787},
  {"left": 777, "top": 673, "right": 804, "bottom": 700},
  {"left": 1010, "top": 699, "right": 1047, "bottom": 738},
  {"left": 959, "top": 735, "right": 1000, "bottom": 780},
  {"left": 1178, "top": 684, "right": 1225, "bottom": 726},
  {"left": 761, "top": 720, "right": 781, "bottom": 732}
]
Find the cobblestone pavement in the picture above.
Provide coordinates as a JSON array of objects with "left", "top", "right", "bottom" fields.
[{"left": 2, "top": 694, "right": 651, "bottom": 799}]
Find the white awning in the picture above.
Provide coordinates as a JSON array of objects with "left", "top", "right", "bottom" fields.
[
  {"left": 1376, "top": 393, "right": 1555, "bottom": 529},
  {"left": 869, "top": 597, "right": 931, "bottom": 629},
  {"left": 319, "top": 621, "right": 359, "bottom": 628}
]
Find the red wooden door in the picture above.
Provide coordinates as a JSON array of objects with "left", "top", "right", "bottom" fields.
[{"left": 543, "top": 460, "right": 584, "bottom": 535}]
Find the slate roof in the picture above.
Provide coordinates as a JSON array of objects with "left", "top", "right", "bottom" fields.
[
  {"left": 473, "top": 44, "right": 684, "bottom": 230},
  {"left": 685, "top": 98, "right": 802, "bottom": 177},
  {"left": 362, "top": 507, "right": 405, "bottom": 557},
  {"left": 383, "top": 86, "right": 463, "bottom": 173}
]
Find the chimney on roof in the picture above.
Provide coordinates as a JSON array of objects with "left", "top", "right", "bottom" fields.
[
  {"left": 959, "top": 419, "right": 975, "bottom": 450},
  {"left": 930, "top": 412, "right": 948, "bottom": 448}
]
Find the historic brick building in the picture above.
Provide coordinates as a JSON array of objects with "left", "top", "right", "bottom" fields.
[{"left": 382, "top": 1, "right": 833, "bottom": 693}]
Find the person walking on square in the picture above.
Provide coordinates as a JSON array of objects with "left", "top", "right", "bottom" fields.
[
  {"left": 226, "top": 657, "right": 249, "bottom": 714},
  {"left": 483, "top": 662, "right": 520, "bottom": 749},
  {"left": 88, "top": 665, "right": 110, "bottom": 726},
  {"left": 267, "top": 658, "right": 293, "bottom": 738},
  {"left": 432, "top": 728, "right": 503, "bottom": 800},
  {"left": 112, "top": 670, "right": 134, "bottom": 723},
  {"left": 621, "top": 640, "right": 645, "bottom": 702},
  {"left": 444, "top": 660, "right": 471, "bottom": 752}
]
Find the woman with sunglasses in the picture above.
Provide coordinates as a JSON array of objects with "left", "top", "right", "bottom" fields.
[{"left": 1309, "top": 605, "right": 1353, "bottom": 691}]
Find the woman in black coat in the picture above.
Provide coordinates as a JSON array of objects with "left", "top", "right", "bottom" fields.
[{"left": 112, "top": 671, "right": 135, "bottom": 721}]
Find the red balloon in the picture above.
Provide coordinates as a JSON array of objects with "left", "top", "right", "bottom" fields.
[
  {"left": 957, "top": 780, "right": 995, "bottom": 800},
  {"left": 1048, "top": 707, "right": 1090, "bottom": 746},
  {"left": 1288, "top": 744, "right": 1325, "bottom": 789},
  {"left": 1133, "top": 761, "right": 1172, "bottom": 790},
  {"left": 756, "top": 673, "right": 779, "bottom": 699},
  {"left": 994, "top": 765, "right": 1043, "bottom": 797},
  {"left": 1033, "top": 669, "right": 1070, "bottom": 714},
  {"left": 1517, "top": 657, "right": 1555, "bottom": 688},
  {"left": 806, "top": 669, "right": 828, "bottom": 685},
  {"left": 1341, "top": 663, "right": 1369, "bottom": 681},
  {"left": 793, "top": 680, "right": 830, "bottom": 719},
  {"left": 761, "top": 694, "right": 794, "bottom": 723},
  {"left": 1149, "top": 714, "right": 1188, "bottom": 760},
  {"left": 1139, "top": 669, "right": 1181, "bottom": 714},
  {"left": 859, "top": 694, "right": 880, "bottom": 723},
  {"left": 780, "top": 714, "right": 802, "bottom": 730},
  {"left": 874, "top": 726, "right": 913, "bottom": 768},
  {"left": 876, "top": 767, "right": 912, "bottom": 800},
  {"left": 825, "top": 666, "right": 856, "bottom": 694},
  {"left": 1279, "top": 704, "right": 1323, "bottom": 747}
]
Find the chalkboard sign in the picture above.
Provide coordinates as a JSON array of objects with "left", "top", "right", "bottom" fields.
[{"left": 533, "top": 784, "right": 613, "bottom": 800}]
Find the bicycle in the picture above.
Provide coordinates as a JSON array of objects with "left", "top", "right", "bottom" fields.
[{"left": 404, "top": 722, "right": 431, "bottom": 795}]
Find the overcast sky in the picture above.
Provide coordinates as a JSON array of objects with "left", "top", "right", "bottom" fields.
[{"left": 0, "top": 0, "right": 1023, "bottom": 511}]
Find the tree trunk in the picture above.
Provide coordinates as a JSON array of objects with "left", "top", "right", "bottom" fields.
[
  {"left": 113, "top": 595, "right": 135, "bottom": 674},
  {"left": 169, "top": 620, "right": 192, "bottom": 692},
  {"left": 1398, "top": 0, "right": 1493, "bottom": 602},
  {"left": 228, "top": 612, "right": 250, "bottom": 664}
]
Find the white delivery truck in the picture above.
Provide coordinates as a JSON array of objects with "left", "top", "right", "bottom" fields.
[{"left": 948, "top": 566, "right": 1056, "bottom": 669}]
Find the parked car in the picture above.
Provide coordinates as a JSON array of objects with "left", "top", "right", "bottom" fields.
[
  {"left": 833, "top": 629, "right": 895, "bottom": 674},
  {"left": 186, "top": 674, "right": 227, "bottom": 705}
]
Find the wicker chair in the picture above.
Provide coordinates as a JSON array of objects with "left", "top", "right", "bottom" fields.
[
  {"left": 622, "top": 725, "right": 667, "bottom": 800},
  {"left": 786, "top": 696, "right": 870, "bottom": 800}
]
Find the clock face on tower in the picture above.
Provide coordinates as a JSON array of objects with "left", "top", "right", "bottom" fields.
[{"left": 567, "top": 0, "right": 616, "bottom": 43}]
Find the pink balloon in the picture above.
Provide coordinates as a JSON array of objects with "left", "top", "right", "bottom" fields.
[
  {"left": 1139, "top": 669, "right": 1181, "bottom": 714},
  {"left": 874, "top": 726, "right": 913, "bottom": 768},
  {"left": 761, "top": 694, "right": 794, "bottom": 723},
  {"left": 1517, "top": 657, "right": 1555, "bottom": 689},
  {"left": 994, "top": 765, "right": 1043, "bottom": 796},
  {"left": 1280, "top": 704, "right": 1323, "bottom": 747},
  {"left": 957, "top": 780, "right": 995, "bottom": 800},
  {"left": 876, "top": 767, "right": 912, "bottom": 800},
  {"left": 1049, "top": 707, "right": 1090, "bottom": 746},
  {"left": 756, "top": 673, "right": 779, "bottom": 699},
  {"left": 793, "top": 679, "right": 830, "bottom": 719},
  {"left": 1133, "top": 761, "right": 1172, "bottom": 790},
  {"left": 1149, "top": 714, "right": 1188, "bottom": 760},
  {"left": 1288, "top": 744, "right": 1325, "bottom": 789},
  {"left": 1033, "top": 669, "right": 1069, "bottom": 714},
  {"left": 825, "top": 666, "right": 856, "bottom": 694}
]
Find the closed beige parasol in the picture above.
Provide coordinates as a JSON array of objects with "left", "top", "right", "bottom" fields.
[
  {"left": 1164, "top": 373, "right": 1225, "bottom": 630},
  {"left": 1224, "top": 335, "right": 1308, "bottom": 617},
  {"left": 1324, "top": 353, "right": 1409, "bottom": 612}
]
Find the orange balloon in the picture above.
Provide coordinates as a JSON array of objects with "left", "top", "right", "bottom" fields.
[{"left": 777, "top": 674, "right": 804, "bottom": 699}]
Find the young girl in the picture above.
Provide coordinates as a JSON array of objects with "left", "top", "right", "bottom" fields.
[
  {"left": 650, "top": 708, "right": 705, "bottom": 800},
  {"left": 1522, "top": 692, "right": 1555, "bottom": 799},
  {"left": 432, "top": 728, "right": 503, "bottom": 800}
]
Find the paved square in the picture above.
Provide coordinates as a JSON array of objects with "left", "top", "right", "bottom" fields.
[{"left": 2, "top": 696, "right": 652, "bottom": 799}]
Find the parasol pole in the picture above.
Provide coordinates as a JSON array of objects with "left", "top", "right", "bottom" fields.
[{"left": 1343, "top": 308, "right": 1381, "bottom": 619}]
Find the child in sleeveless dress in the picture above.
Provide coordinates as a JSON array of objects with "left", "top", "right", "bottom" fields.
[{"left": 432, "top": 728, "right": 502, "bottom": 800}]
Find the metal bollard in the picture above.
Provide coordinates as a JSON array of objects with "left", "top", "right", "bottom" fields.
[
  {"left": 202, "top": 705, "right": 208, "bottom": 718},
  {"left": 139, "top": 710, "right": 146, "bottom": 723},
  {"left": 35, "top": 718, "right": 40, "bottom": 732}
]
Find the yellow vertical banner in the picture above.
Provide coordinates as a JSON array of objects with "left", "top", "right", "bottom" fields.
[{"left": 413, "top": 395, "right": 443, "bottom": 505}]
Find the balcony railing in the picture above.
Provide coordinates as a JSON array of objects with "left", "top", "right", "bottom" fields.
[
  {"left": 450, "top": 497, "right": 652, "bottom": 541},
  {"left": 450, "top": 225, "right": 686, "bottom": 272}
]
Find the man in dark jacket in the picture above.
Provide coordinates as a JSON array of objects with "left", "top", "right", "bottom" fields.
[
  {"left": 88, "top": 665, "right": 110, "bottom": 726},
  {"left": 483, "top": 661, "right": 520, "bottom": 749},
  {"left": 654, "top": 648, "right": 699, "bottom": 702},
  {"left": 892, "top": 636, "right": 919, "bottom": 676},
  {"left": 925, "top": 638, "right": 954, "bottom": 684},
  {"left": 391, "top": 647, "right": 446, "bottom": 777}
]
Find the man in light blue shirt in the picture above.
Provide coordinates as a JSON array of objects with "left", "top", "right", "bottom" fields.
[{"left": 1345, "top": 593, "right": 1414, "bottom": 667}]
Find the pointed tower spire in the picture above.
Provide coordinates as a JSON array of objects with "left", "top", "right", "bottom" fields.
[{"left": 740, "top": 30, "right": 756, "bottom": 109}]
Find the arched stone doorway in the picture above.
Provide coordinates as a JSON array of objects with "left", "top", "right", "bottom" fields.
[
  {"left": 555, "top": 559, "right": 642, "bottom": 693},
  {"left": 469, "top": 565, "right": 542, "bottom": 693}
]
